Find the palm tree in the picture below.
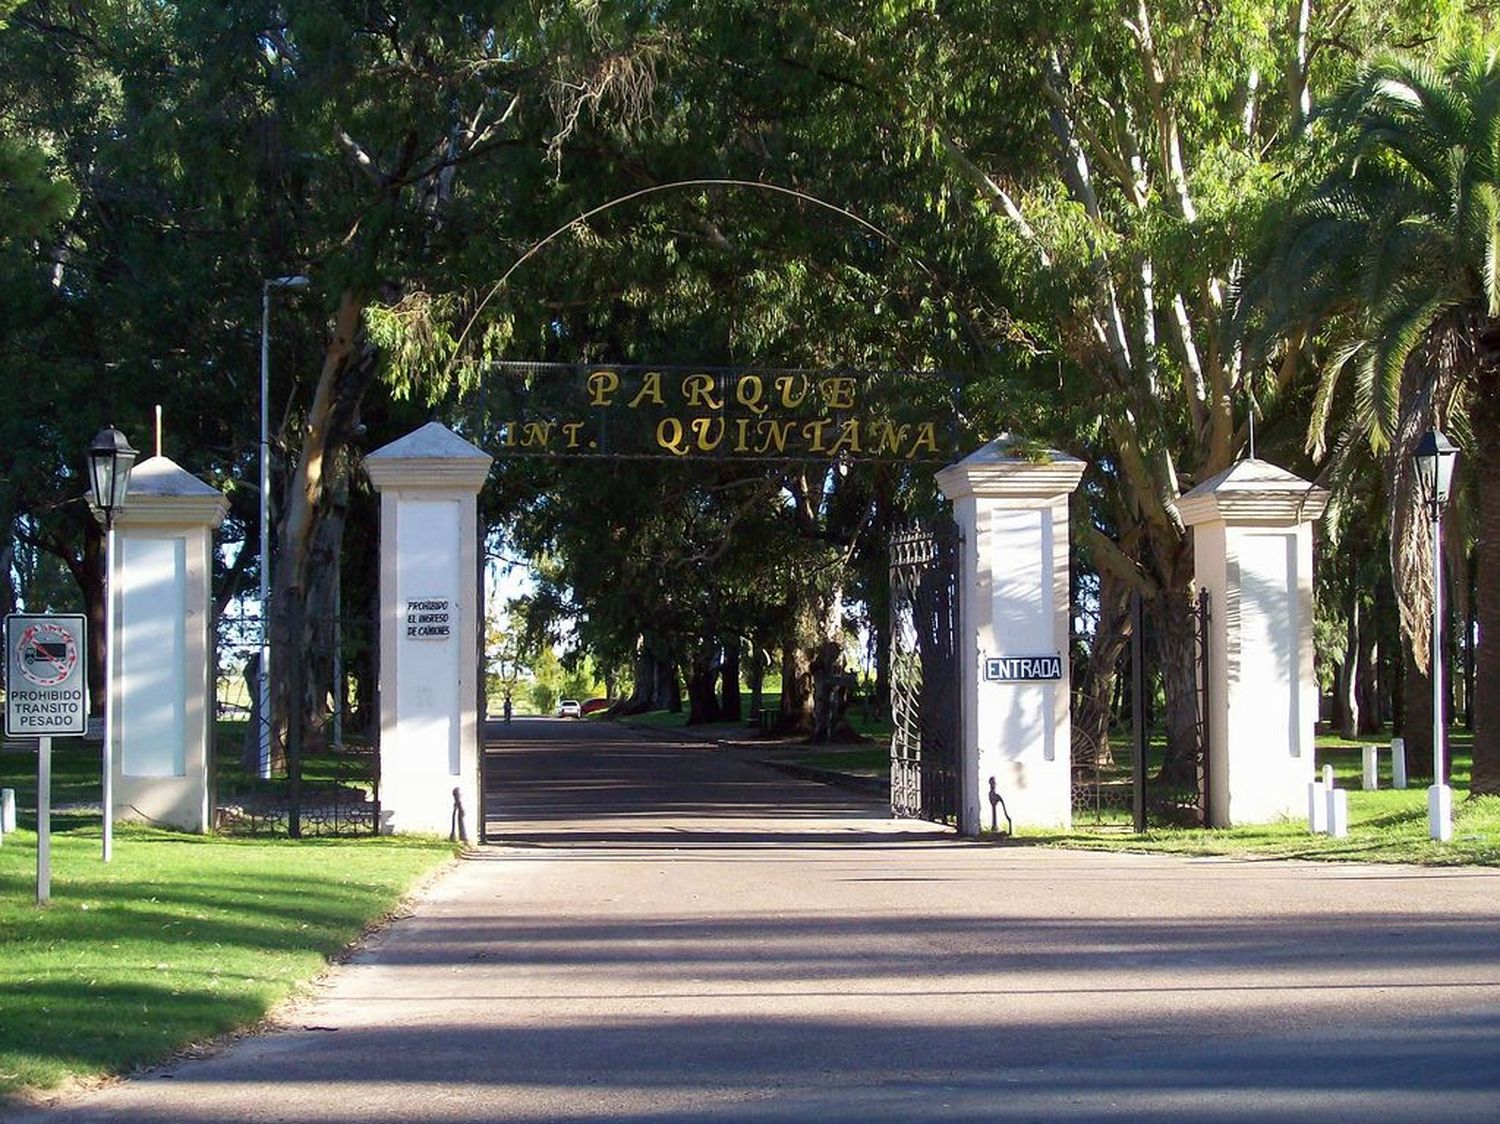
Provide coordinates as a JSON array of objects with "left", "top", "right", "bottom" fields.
[{"left": 1276, "top": 47, "right": 1499, "bottom": 795}]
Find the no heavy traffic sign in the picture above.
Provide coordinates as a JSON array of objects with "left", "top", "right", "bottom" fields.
[{"left": 5, "top": 614, "right": 89, "bottom": 737}]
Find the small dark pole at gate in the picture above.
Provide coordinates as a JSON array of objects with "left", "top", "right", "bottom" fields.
[
  {"left": 988, "top": 777, "right": 1011, "bottom": 836},
  {"left": 450, "top": 786, "right": 468, "bottom": 844},
  {"left": 1131, "top": 592, "right": 1147, "bottom": 834},
  {"left": 286, "top": 592, "right": 306, "bottom": 839},
  {"left": 1196, "top": 590, "right": 1213, "bottom": 828}
]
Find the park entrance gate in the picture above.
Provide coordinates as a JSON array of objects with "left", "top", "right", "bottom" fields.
[
  {"left": 888, "top": 518, "right": 961, "bottom": 825},
  {"left": 1071, "top": 590, "right": 1212, "bottom": 830}
]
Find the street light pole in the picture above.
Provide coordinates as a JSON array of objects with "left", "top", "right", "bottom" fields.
[
  {"left": 259, "top": 275, "right": 309, "bottom": 778},
  {"left": 1413, "top": 429, "right": 1458, "bottom": 842},
  {"left": 87, "top": 425, "right": 138, "bottom": 863}
]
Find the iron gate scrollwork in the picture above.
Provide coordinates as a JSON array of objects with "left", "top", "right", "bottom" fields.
[
  {"left": 889, "top": 518, "right": 961, "bottom": 825},
  {"left": 1070, "top": 587, "right": 1211, "bottom": 830}
]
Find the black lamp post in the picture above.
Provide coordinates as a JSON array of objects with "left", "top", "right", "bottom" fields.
[
  {"left": 87, "top": 425, "right": 138, "bottom": 861},
  {"left": 1412, "top": 428, "right": 1458, "bottom": 842}
]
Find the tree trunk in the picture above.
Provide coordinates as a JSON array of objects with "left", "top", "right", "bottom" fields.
[
  {"left": 1355, "top": 589, "right": 1382, "bottom": 735},
  {"left": 779, "top": 588, "right": 816, "bottom": 732},
  {"left": 685, "top": 643, "right": 721, "bottom": 725},
  {"left": 1336, "top": 593, "right": 1360, "bottom": 739},
  {"left": 1401, "top": 646, "right": 1436, "bottom": 783},
  {"left": 79, "top": 527, "right": 106, "bottom": 718},
  {"left": 810, "top": 638, "right": 862, "bottom": 743},
  {"left": 0, "top": 523, "right": 16, "bottom": 621},
  {"left": 747, "top": 658, "right": 765, "bottom": 720},
  {"left": 871, "top": 605, "right": 891, "bottom": 719},
  {"left": 780, "top": 633, "right": 814, "bottom": 730},
  {"left": 1366, "top": 577, "right": 1396, "bottom": 734},
  {"left": 719, "top": 636, "right": 742, "bottom": 723},
  {"left": 1153, "top": 588, "right": 1204, "bottom": 786},
  {"left": 780, "top": 580, "right": 843, "bottom": 734},
  {"left": 621, "top": 635, "right": 676, "bottom": 714},
  {"left": 1470, "top": 368, "right": 1500, "bottom": 796},
  {"left": 299, "top": 469, "right": 349, "bottom": 755},
  {"left": 269, "top": 290, "right": 373, "bottom": 773},
  {"left": 1464, "top": 548, "right": 1476, "bottom": 732},
  {"left": 665, "top": 661, "right": 682, "bottom": 713}
]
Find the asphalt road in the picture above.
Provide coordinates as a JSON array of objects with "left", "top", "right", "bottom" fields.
[{"left": 13, "top": 718, "right": 1500, "bottom": 1121}]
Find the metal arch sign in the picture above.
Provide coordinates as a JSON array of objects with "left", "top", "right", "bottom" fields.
[
  {"left": 5, "top": 614, "right": 89, "bottom": 737},
  {"left": 477, "top": 362, "right": 964, "bottom": 462}
]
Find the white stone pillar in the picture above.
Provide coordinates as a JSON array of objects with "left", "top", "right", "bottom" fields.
[
  {"left": 1178, "top": 459, "right": 1329, "bottom": 826},
  {"left": 110, "top": 457, "right": 228, "bottom": 832},
  {"left": 364, "top": 423, "right": 491, "bottom": 836},
  {"left": 936, "top": 438, "right": 1086, "bottom": 834}
]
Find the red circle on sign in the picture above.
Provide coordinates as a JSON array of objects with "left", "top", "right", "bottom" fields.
[{"left": 16, "top": 622, "right": 78, "bottom": 687}]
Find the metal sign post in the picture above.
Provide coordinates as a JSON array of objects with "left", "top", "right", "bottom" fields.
[
  {"left": 37, "top": 735, "right": 51, "bottom": 903},
  {"left": 6, "top": 614, "right": 90, "bottom": 904}
]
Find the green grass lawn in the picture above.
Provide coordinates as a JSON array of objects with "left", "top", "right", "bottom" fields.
[
  {"left": 1036, "top": 737, "right": 1500, "bottom": 866},
  {"left": 0, "top": 742, "right": 454, "bottom": 1101},
  {"left": 1029, "top": 789, "right": 1500, "bottom": 866}
]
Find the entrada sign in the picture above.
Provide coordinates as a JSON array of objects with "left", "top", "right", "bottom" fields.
[
  {"left": 984, "top": 655, "right": 1063, "bottom": 682},
  {"left": 484, "top": 362, "right": 961, "bottom": 461},
  {"left": 5, "top": 614, "right": 89, "bottom": 736}
]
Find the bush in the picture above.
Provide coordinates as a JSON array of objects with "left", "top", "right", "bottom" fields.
[{"left": 530, "top": 682, "right": 557, "bottom": 714}]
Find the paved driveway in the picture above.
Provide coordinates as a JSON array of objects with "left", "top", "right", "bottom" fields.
[{"left": 14, "top": 719, "right": 1500, "bottom": 1121}]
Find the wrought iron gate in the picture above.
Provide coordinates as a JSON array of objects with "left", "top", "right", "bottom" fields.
[
  {"left": 211, "top": 605, "right": 381, "bottom": 836},
  {"left": 889, "top": 519, "right": 961, "bottom": 825},
  {"left": 1071, "top": 589, "right": 1211, "bottom": 830}
]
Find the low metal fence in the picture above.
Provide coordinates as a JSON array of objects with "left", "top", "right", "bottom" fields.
[{"left": 212, "top": 606, "right": 380, "bottom": 836}]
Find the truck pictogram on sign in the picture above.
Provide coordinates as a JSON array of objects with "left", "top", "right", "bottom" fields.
[
  {"left": 15, "top": 622, "right": 79, "bottom": 687},
  {"left": 5, "top": 614, "right": 89, "bottom": 737}
]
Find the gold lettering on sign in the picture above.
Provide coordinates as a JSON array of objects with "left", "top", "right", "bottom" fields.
[
  {"left": 826, "top": 419, "right": 863, "bottom": 456},
  {"left": 818, "top": 377, "right": 857, "bottom": 410},
  {"left": 587, "top": 369, "right": 620, "bottom": 406},
  {"left": 755, "top": 420, "right": 795, "bottom": 454},
  {"left": 522, "top": 421, "right": 554, "bottom": 447},
  {"left": 656, "top": 417, "right": 690, "bottom": 456},
  {"left": 562, "top": 421, "right": 586, "bottom": 448},
  {"left": 735, "top": 375, "right": 768, "bottom": 415},
  {"left": 682, "top": 373, "right": 723, "bottom": 410},
  {"left": 774, "top": 374, "right": 810, "bottom": 408},
  {"left": 628, "top": 370, "right": 665, "bottom": 408},
  {"left": 802, "top": 418, "right": 832, "bottom": 453},
  {"left": 909, "top": 421, "right": 939, "bottom": 458},
  {"left": 691, "top": 417, "right": 725, "bottom": 451},
  {"left": 869, "top": 421, "right": 909, "bottom": 456}
]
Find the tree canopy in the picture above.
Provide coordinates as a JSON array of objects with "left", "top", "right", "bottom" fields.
[{"left": 2, "top": 0, "right": 1495, "bottom": 789}]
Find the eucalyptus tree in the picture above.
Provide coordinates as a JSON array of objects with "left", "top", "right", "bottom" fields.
[
  {"left": 788, "top": 0, "right": 1471, "bottom": 777},
  {"left": 0, "top": 0, "right": 268, "bottom": 702},
  {"left": 1274, "top": 46, "right": 1500, "bottom": 793},
  {"left": 429, "top": 4, "right": 1026, "bottom": 734}
]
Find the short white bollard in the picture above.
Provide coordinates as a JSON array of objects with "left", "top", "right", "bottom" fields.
[
  {"left": 1362, "top": 744, "right": 1379, "bottom": 791},
  {"left": 1308, "top": 777, "right": 1328, "bottom": 834},
  {"left": 1327, "top": 786, "right": 1349, "bottom": 838},
  {"left": 0, "top": 787, "right": 15, "bottom": 833},
  {"left": 1429, "top": 784, "right": 1453, "bottom": 843},
  {"left": 1391, "top": 737, "right": 1407, "bottom": 790}
]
